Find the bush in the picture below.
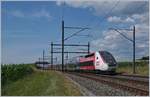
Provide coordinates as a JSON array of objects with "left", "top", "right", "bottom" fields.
[{"left": 1, "top": 64, "right": 33, "bottom": 86}]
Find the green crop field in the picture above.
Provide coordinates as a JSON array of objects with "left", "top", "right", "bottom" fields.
[
  {"left": 1, "top": 64, "right": 33, "bottom": 86},
  {"left": 117, "top": 61, "right": 149, "bottom": 76},
  {"left": 1, "top": 65, "right": 82, "bottom": 96}
]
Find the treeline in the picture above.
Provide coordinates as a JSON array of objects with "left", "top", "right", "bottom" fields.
[
  {"left": 139, "top": 56, "right": 149, "bottom": 60},
  {"left": 118, "top": 61, "right": 148, "bottom": 67},
  {"left": 1, "top": 64, "right": 34, "bottom": 86}
]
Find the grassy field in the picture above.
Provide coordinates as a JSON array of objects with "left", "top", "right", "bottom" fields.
[
  {"left": 2, "top": 70, "right": 82, "bottom": 96},
  {"left": 2, "top": 64, "right": 33, "bottom": 86},
  {"left": 117, "top": 61, "right": 149, "bottom": 76}
]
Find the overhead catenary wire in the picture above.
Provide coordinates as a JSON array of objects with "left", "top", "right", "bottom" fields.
[
  {"left": 45, "top": 1, "right": 148, "bottom": 69},
  {"left": 93, "top": 0, "right": 120, "bottom": 29},
  {"left": 87, "top": 1, "right": 147, "bottom": 43},
  {"left": 64, "top": 28, "right": 89, "bottom": 41},
  {"left": 83, "top": 0, "right": 120, "bottom": 40},
  {"left": 92, "top": 1, "right": 147, "bottom": 30},
  {"left": 109, "top": 28, "right": 133, "bottom": 42},
  {"left": 53, "top": 1, "right": 147, "bottom": 43},
  {"left": 84, "top": 1, "right": 120, "bottom": 28}
]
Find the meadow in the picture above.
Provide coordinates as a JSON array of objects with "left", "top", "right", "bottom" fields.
[
  {"left": 1, "top": 64, "right": 82, "bottom": 96},
  {"left": 117, "top": 61, "right": 149, "bottom": 76}
]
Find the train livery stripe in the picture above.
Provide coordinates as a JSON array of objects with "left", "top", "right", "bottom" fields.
[
  {"left": 80, "top": 65, "right": 95, "bottom": 70},
  {"left": 79, "top": 56, "right": 95, "bottom": 62}
]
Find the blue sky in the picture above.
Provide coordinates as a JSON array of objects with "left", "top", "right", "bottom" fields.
[{"left": 2, "top": 1, "right": 149, "bottom": 64}]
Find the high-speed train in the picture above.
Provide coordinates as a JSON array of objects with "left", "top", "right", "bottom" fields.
[{"left": 66, "top": 51, "right": 117, "bottom": 73}]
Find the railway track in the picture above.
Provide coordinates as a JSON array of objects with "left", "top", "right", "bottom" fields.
[
  {"left": 67, "top": 72, "right": 149, "bottom": 96},
  {"left": 95, "top": 73, "right": 149, "bottom": 86},
  {"left": 120, "top": 73, "right": 149, "bottom": 78}
]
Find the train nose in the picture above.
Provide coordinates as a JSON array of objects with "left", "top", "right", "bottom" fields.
[{"left": 99, "top": 63, "right": 109, "bottom": 71}]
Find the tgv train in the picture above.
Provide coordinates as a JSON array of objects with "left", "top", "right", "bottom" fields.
[{"left": 66, "top": 51, "right": 117, "bottom": 73}]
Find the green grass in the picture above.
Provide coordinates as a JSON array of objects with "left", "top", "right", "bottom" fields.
[
  {"left": 2, "top": 70, "right": 82, "bottom": 96},
  {"left": 117, "top": 61, "right": 149, "bottom": 76},
  {"left": 1, "top": 64, "right": 33, "bottom": 86}
]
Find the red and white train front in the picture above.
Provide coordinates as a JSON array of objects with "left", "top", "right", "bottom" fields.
[{"left": 78, "top": 51, "right": 117, "bottom": 72}]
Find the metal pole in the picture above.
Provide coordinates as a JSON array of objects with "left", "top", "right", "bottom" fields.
[
  {"left": 51, "top": 42, "right": 53, "bottom": 70},
  {"left": 133, "top": 26, "right": 136, "bottom": 74},
  {"left": 66, "top": 52, "right": 68, "bottom": 71},
  {"left": 43, "top": 50, "right": 45, "bottom": 70},
  {"left": 88, "top": 42, "right": 90, "bottom": 54},
  {"left": 56, "top": 57, "right": 57, "bottom": 64},
  {"left": 62, "top": 20, "right": 64, "bottom": 72}
]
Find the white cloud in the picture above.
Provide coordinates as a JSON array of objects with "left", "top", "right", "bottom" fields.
[
  {"left": 105, "top": 11, "right": 148, "bottom": 60},
  {"left": 107, "top": 16, "right": 134, "bottom": 23},
  {"left": 132, "top": 14, "right": 142, "bottom": 19},
  {"left": 131, "top": 12, "right": 149, "bottom": 24},
  {"left": 56, "top": 1, "right": 120, "bottom": 16},
  {"left": 56, "top": 1, "right": 149, "bottom": 60},
  {"left": 11, "top": 9, "right": 52, "bottom": 21},
  {"left": 31, "top": 9, "right": 52, "bottom": 21},
  {"left": 91, "top": 19, "right": 149, "bottom": 61},
  {"left": 137, "top": 44, "right": 146, "bottom": 48},
  {"left": 134, "top": 23, "right": 149, "bottom": 37},
  {"left": 56, "top": 1, "right": 148, "bottom": 16},
  {"left": 56, "top": 1, "right": 97, "bottom": 8},
  {"left": 125, "top": 17, "right": 135, "bottom": 23},
  {"left": 107, "top": 16, "right": 121, "bottom": 22}
]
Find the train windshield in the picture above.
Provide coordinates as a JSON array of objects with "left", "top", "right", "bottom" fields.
[{"left": 99, "top": 51, "right": 117, "bottom": 64}]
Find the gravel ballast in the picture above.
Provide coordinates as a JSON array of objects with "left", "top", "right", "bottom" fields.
[{"left": 65, "top": 73, "right": 135, "bottom": 96}]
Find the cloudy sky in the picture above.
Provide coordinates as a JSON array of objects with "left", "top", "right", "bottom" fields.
[{"left": 2, "top": 0, "right": 149, "bottom": 64}]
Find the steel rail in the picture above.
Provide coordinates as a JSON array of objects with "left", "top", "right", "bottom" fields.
[
  {"left": 94, "top": 74, "right": 149, "bottom": 86},
  {"left": 68, "top": 72, "right": 149, "bottom": 96},
  {"left": 120, "top": 73, "right": 149, "bottom": 78}
]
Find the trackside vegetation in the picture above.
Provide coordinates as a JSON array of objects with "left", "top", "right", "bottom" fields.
[
  {"left": 1, "top": 61, "right": 148, "bottom": 96},
  {"left": 1, "top": 64, "right": 33, "bottom": 86},
  {"left": 2, "top": 70, "right": 82, "bottom": 96},
  {"left": 117, "top": 61, "right": 149, "bottom": 75}
]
